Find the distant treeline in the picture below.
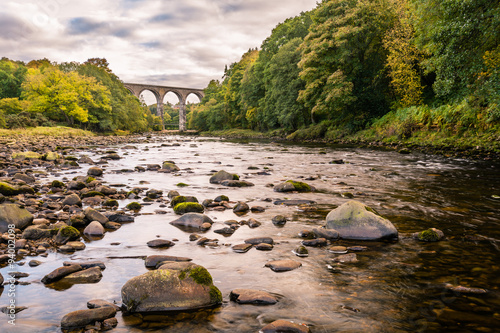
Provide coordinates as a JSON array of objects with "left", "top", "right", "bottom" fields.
[
  {"left": 0, "top": 57, "right": 161, "bottom": 132},
  {"left": 188, "top": 0, "right": 500, "bottom": 141}
]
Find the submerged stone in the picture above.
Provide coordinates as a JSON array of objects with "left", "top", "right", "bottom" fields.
[
  {"left": 325, "top": 200, "right": 398, "bottom": 241},
  {"left": 260, "top": 319, "right": 310, "bottom": 333},
  {"left": 230, "top": 289, "right": 278, "bottom": 305},
  {"left": 265, "top": 259, "right": 302, "bottom": 272}
]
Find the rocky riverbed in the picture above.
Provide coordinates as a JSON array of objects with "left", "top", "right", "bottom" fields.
[{"left": 0, "top": 134, "right": 499, "bottom": 332}]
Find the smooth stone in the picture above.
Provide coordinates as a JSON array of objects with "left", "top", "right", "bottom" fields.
[
  {"left": 59, "top": 245, "right": 75, "bottom": 253},
  {"left": 246, "top": 218, "right": 261, "bottom": 228},
  {"left": 170, "top": 213, "right": 214, "bottom": 229},
  {"left": 41, "top": 264, "right": 83, "bottom": 284},
  {"left": 84, "top": 221, "right": 105, "bottom": 236},
  {"left": 232, "top": 244, "right": 253, "bottom": 253},
  {"left": 312, "top": 228, "right": 339, "bottom": 240},
  {"left": 147, "top": 239, "right": 175, "bottom": 248},
  {"left": 292, "top": 246, "right": 309, "bottom": 257},
  {"left": 274, "top": 199, "right": 317, "bottom": 206},
  {"left": 213, "top": 227, "right": 235, "bottom": 235},
  {"left": 302, "top": 238, "right": 327, "bottom": 247},
  {"left": 121, "top": 265, "right": 222, "bottom": 312},
  {"left": 66, "top": 241, "right": 86, "bottom": 250},
  {"left": 328, "top": 246, "right": 348, "bottom": 254},
  {"left": 220, "top": 180, "right": 254, "bottom": 187},
  {"left": 84, "top": 207, "right": 109, "bottom": 224},
  {"left": 87, "top": 299, "right": 121, "bottom": 311},
  {"left": 251, "top": 206, "right": 266, "bottom": 212},
  {"left": 63, "top": 261, "right": 106, "bottom": 270},
  {"left": 230, "top": 289, "right": 278, "bottom": 305},
  {"left": 29, "top": 260, "right": 43, "bottom": 267},
  {"left": 256, "top": 243, "right": 273, "bottom": 251},
  {"left": 347, "top": 246, "right": 368, "bottom": 251},
  {"left": 272, "top": 215, "right": 287, "bottom": 225},
  {"left": 157, "top": 261, "right": 197, "bottom": 271},
  {"left": 61, "top": 193, "right": 82, "bottom": 207},
  {"left": 332, "top": 253, "right": 358, "bottom": 263},
  {"left": 61, "top": 307, "right": 117, "bottom": 329},
  {"left": 244, "top": 237, "right": 274, "bottom": 245},
  {"left": 0, "top": 203, "right": 34, "bottom": 233},
  {"left": 144, "top": 255, "right": 192, "bottom": 268},
  {"left": 265, "top": 259, "right": 302, "bottom": 272},
  {"left": 233, "top": 202, "right": 249, "bottom": 213},
  {"left": 260, "top": 319, "right": 310, "bottom": 333},
  {"left": 325, "top": 200, "right": 398, "bottom": 241},
  {"left": 61, "top": 266, "right": 103, "bottom": 284},
  {"left": 209, "top": 170, "right": 236, "bottom": 184},
  {"left": 87, "top": 167, "right": 103, "bottom": 177}
]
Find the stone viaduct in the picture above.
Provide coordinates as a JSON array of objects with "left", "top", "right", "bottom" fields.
[{"left": 124, "top": 83, "right": 204, "bottom": 131}]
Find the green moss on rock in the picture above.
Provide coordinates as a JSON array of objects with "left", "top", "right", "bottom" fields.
[
  {"left": 81, "top": 191, "right": 105, "bottom": 198},
  {"left": 51, "top": 180, "right": 65, "bottom": 188},
  {"left": 170, "top": 195, "right": 186, "bottom": 207},
  {"left": 12, "top": 151, "right": 41, "bottom": 160},
  {"left": 209, "top": 285, "right": 223, "bottom": 303},
  {"left": 0, "top": 182, "right": 19, "bottom": 196},
  {"left": 103, "top": 199, "right": 119, "bottom": 207},
  {"left": 286, "top": 180, "right": 312, "bottom": 192},
  {"left": 418, "top": 229, "right": 440, "bottom": 242},
  {"left": 60, "top": 226, "right": 80, "bottom": 240},
  {"left": 126, "top": 202, "right": 142, "bottom": 211},
  {"left": 173, "top": 202, "right": 204, "bottom": 215},
  {"left": 232, "top": 174, "right": 240, "bottom": 180},
  {"left": 189, "top": 266, "right": 213, "bottom": 286}
]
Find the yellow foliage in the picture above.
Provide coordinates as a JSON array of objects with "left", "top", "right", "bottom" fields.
[{"left": 383, "top": 0, "right": 424, "bottom": 107}]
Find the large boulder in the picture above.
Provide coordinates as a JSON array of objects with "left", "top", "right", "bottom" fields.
[
  {"left": 325, "top": 200, "right": 398, "bottom": 241},
  {"left": 209, "top": 170, "right": 238, "bottom": 184},
  {"left": 0, "top": 204, "right": 34, "bottom": 233},
  {"left": 22, "top": 225, "right": 52, "bottom": 240},
  {"left": 121, "top": 264, "right": 222, "bottom": 312},
  {"left": 170, "top": 213, "right": 213, "bottom": 230}
]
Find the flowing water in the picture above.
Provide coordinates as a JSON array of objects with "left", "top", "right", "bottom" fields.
[{"left": 1, "top": 135, "right": 499, "bottom": 333}]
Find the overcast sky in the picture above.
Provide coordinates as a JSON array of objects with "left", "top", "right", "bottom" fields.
[{"left": 1, "top": 0, "right": 319, "bottom": 97}]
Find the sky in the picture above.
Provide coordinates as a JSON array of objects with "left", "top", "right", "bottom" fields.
[{"left": 1, "top": 0, "right": 319, "bottom": 104}]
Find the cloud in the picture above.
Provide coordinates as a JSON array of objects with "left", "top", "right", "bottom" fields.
[{"left": 0, "top": 0, "right": 319, "bottom": 88}]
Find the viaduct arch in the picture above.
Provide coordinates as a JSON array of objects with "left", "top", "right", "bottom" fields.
[{"left": 124, "top": 83, "right": 204, "bottom": 131}]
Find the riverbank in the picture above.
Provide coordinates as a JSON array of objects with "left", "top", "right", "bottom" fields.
[{"left": 198, "top": 127, "right": 500, "bottom": 161}]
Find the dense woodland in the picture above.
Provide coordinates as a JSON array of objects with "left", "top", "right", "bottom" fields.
[
  {"left": 0, "top": 57, "right": 161, "bottom": 132},
  {"left": 188, "top": 0, "right": 500, "bottom": 143},
  {"left": 1, "top": 0, "right": 498, "bottom": 146}
]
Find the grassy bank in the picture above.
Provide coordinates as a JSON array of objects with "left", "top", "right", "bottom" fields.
[{"left": 0, "top": 126, "right": 95, "bottom": 138}]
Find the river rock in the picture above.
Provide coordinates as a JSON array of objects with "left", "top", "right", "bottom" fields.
[
  {"left": 61, "top": 307, "right": 117, "bottom": 330},
  {"left": 246, "top": 218, "right": 261, "bottom": 228},
  {"left": 147, "top": 239, "right": 175, "bottom": 248},
  {"left": 302, "top": 238, "right": 327, "bottom": 247},
  {"left": 232, "top": 243, "right": 253, "bottom": 253},
  {"left": 325, "top": 200, "right": 398, "bottom": 241},
  {"left": 245, "top": 237, "right": 274, "bottom": 245},
  {"left": 230, "top": 289, "right": 278, "bottom": 305},
  {"left": 332, "top": 253, "right": 358, "bottom": 263},
  {"left": 256, "top": 243, "right": 273, "bottom": 251},
  {"left": 274, "top": 199, "right": 316, "bottom": 206},
  {"left": 41, "top": 264, "right": 83, "bottom": 284},
  {"left": 213, "top": 227, "right": 235, "bottom": 235},
  {"left": 61, "top": 266, "right": 103, "bottom": 284},
  {"left": 0, "top": 204, "right": 34, "bottom": 233},
  {"left": 273, "top": 180, "right": 315, "bottom": 193},
  {"left": 84, "top": 207, "right": 109, "bottom": 224},
  {"left": 13, "top": 173, "right": 35, "bottom": 184},
  {"left": 272, "top": 215, "right": 287, "bottom": 226},
  {"left": 121, "top": 264, "right": 222, "bottom": 312},
  {"left": 173, "top": 202, "right": 205, "bottom": 215},
  {"left": 233, "top": 202, "right": 249, "bottom": 213},
  {"left": 220, "top": 180, "right": 254, "bottom": 187},
  {"left": 161, "top": 161, "right": 180, "bottom": 172},
  {"left": 83, "top": 221, "right": 105, "bottom": 236},
  {"left": 145, "top": 255, "right": 192, "bottom": 268},
  {"left": 260, "top": 319, "right": 310, "bottom": 333},
  {"left": 22, "top": 225, "right": 52, "bottom": 240},
  {"left": 265, "top": 259, "right": 302, "bottom": 272},
  {"left": 292, "top": 245, "right": 309, "bottom": 257},
  {"left": 87, "top": 167, "right": 103, "bottom": 177},
  {"left": 313, "top": 228, "right": 339, "bottom": 240},
  {"left": 415, "top": 228, "right": 445, "bottom": 242},
  {"left": 55, "top": 226, "right": 80, "bottom": 244},
  {"left": 87, "top": 299, "right": 121, "bottom": 311},
  {"left": 170, "top": 213, "right": 213, "bottom": 229},
  {"left": 63, "top": 261, "right": 106, "bottom": 270},
  {"left": 209, "top": 170, "right": 237, "bottom": 184},
  {"left": 61, "top": 193, "right": 82, "bottom": 207}
]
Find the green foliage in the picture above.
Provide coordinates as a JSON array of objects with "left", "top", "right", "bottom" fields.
[{"left": 0, "top": 58, "right": 27, "bottom": 99}]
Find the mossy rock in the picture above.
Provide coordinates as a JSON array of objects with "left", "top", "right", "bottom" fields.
[
  {"left": 232, "top": 174, "right": 240, "bottom": 180},
  {"left": 417, "top": 228, "right": 444, "bottom": 242},
  {"left": 286, "top": 180, "right": 312, "bottom": 192},
  {"left": 162, "top": 162, "right": 180, "bottom": 172},
  {"left": 274, "top": 180, "right": 314, "bottom": 193},
  {"left": 103, "top": 199, "right": 119, "bottom": 207},
  {"left": 176, "top": 183, "right": 189, "bottom": 187},
  {"left": 214, "top": 195, "right": 229, "bottom": 202},
  {"left": 51, "top": 180, "right": 66, "bottom": 188},
  {"left": 174, "top": 202, "right": 204, "bottom": 215},
  {"left": 55, "top": 226, "right": 81, "bottom": 244},
  {"left": 12, "top": 151, "right": 42, "bottom": 160},
  {"left": 43, "top": 152, "right": 60, "bottom": 161},
  {"left": 86, "top": 177, "right": 96, "bottom": 183},
  {"left": 170, "top": 196, "right": 187, "bottom": 207},
  {"left": 209, "top": 170, "right": 239, "bottom": 184},
  {"left": 81, "top": 191, "right": 105, "bottom": 198},
  {"left": 126, "top": 202, "right": 142, "bottom": 211},
  {"left": 0, "top": 182, "right": 19, "bottom": 196}
]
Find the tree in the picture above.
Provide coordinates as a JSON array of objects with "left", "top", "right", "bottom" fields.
[
  {"left": 299, "top": 0, "right": 393, "bottom": 129},
  {"left": 0, "top": 58, "right": 27, "bottom": 99},
  {"left": 383, "top": 0, "right": 425, "bottom": 107},
  {"left": 22, "top": 66, "right": 111, "bottom": 126}
]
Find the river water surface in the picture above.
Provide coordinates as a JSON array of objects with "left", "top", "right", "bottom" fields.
[{"left": 1, "top": 135, "right": 499, "bottom": 333}]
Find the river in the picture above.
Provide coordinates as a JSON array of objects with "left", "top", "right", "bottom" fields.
[{"left": 1, "top": 135, "right": 499, "bottom": 332}]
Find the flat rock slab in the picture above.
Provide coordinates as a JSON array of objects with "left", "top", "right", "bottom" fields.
[
  {"left": 256, "top": 243, "right": 274, "bottom": 251},
  {"left": 244, "top": 237, "right": 274, "bottom": 245},
  {"left": 61, "top": 266, "right": 103, "bottom": 284},
  {"left": 145, "top": 255, "right": 192, "bottom": 268},
  {"left": 302, "top": 238, "right": 327, "bottom": 247},
  {"left": 147, "top": 239, "right": 175, "bottom": 248},
  {"left": 61, "top": 307, "right": 117, "bottom": 330},
  {"left": 232, "top": 243, "right": 253, "bottom": 253},
  {"left": 41, "top": 264, "right": 83, "bottom": 284},
  {"left": 265, "top": 260, "right": 302, "bottom": 272},
  {"left": 230, "top": 289, "right": 278, "bottom": 305},
  {"left": 63, "top": 261, "right": 106, "bottom": 270},
  {"left": 274, "top": 200, "right": 316, "bottom": 206},
  {"left": 260, "top": 319, "right": 310, "bottom": 333}
]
